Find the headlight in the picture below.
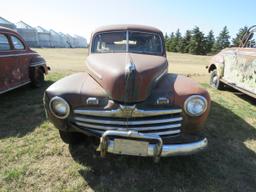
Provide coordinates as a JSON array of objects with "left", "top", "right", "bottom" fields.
[
  {"left": 184, "top": 95, "right": 207, "bottom": 117},
  {"left": 49, "top": 96, "right": 70, "bottom": 119}
]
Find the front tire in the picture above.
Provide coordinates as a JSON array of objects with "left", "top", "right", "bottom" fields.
[
  {"left": 59, "top": 130, "right": 85, "bottom": 145},
  {"left": 31, "top": 67, "right": 45, "bottom": 88},
  {"left": 210, "top": 69, "right": 225, "bottom": 90}
]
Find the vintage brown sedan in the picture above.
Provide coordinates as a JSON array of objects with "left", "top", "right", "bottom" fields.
[
  {"left": 44, "top": 25, "right": 210, "bottom": 162},
  {"left": 0, "top": 26, "right": 49, "bottom": 94}
]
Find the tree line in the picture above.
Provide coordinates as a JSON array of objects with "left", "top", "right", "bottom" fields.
[{"left": 164, "top": 26, "right": 250, "bottom": 55}]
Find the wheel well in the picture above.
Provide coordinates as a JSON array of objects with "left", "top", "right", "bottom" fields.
[
  {"left": 39, "top": 66, "right": 46, "bottom": 74},
  {"left": 208, "top": 64, "right": 216, "bottom": 73},
  {"left": 29, "top": 66, "right": 45, "bottom": 73}
]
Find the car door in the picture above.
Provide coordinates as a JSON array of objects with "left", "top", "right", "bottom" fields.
[
  {"left": 0, "top": 33, "right": 18, "bottom": 93},
  {"left": 222, "top": 48, "right": 239, "bottom": 85},
  {"left": 9, "top": 35, "right": 30, "bottom": 86},
  {"left": 236, "top": 47, "right": 256, "bottom": 95}
]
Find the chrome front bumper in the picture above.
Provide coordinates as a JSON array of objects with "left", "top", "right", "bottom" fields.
[{"left": 99, "top": 130, "right": 208, "bottom": 162}]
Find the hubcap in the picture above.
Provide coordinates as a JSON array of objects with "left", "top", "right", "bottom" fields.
[{"left": 210, "top": 73, "right": 219, "bottom": 88}]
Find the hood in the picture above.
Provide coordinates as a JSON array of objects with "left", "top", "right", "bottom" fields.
[{"left": 86, "top": 53, "right": 168, "bottom": 103}]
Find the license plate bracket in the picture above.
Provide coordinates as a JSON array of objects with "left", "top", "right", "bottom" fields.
[{"left": 113, "top": 139, "right": 149, "bottom": 156}]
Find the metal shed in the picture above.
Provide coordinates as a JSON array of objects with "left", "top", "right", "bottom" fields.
[
  {"left": 49, "top": 29, "right": 65, "bottom": 48},
  {"left": 66, "top": 34, "right": 76, "bottom": 48},
  {"left": 74, "top": 35, "right": 87, "bottom": 47},
  {"left": 72, "top": 35, "right": 80, "bottom": 48},
  {"left": 59, "top": 32, "right": 70, "bottom": 48},
  {"left": 36, "top": 26, "right": 52, "bottom": 48},
  {"left": 0, "top": 17, "right": 16, "bottom": 30},
  {"left": 16, "top": 21, "right": 39, "bottom": 47}
]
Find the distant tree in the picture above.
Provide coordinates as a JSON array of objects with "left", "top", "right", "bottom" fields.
[
  {"left": 205, "top": 30, "right": 215, "bottom": 54},
  {"left": 166, "top": 32, "right": 175, "bottom": 52},
  {"left": 174, "top": 29, "right": 182, "bottom": 52},
  {"left": 212, "top": 26, "right": 230, "bottom": 52},
  {"left": 168, "top": 33, "right": 177, "bottom": 52},
  {"left": 231, "top": 26, "right": 256, "bottom": 47},
  {"left": 232, "top": 26, "right": 248, "bottom": 47},
  {"left": 188, "top": 26, "right": 206, "bottom": 55},
  {"left": 180, "top": 30, "right": 191, "bottom": 53},
  {"left": 164, "top": 32, "right": 169, "bottom": 41},
  {"left": 164, "top": 32, "right": 169, "bottom": 50}
]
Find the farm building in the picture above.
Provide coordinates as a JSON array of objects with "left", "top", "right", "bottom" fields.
[
  {"left": 74, "top": 35, "right": 87, "bottom": 47},
  {"left": 0, "top": 17, "right": 16, "bottom": 30},
  {"left": 16, "top": 21, "right": 39, "bottom": 47},
  {"left": 66, "top": 34, "right": 76, "bottom": 48},
  {"left": 36, "top": 26, "right": 52, "bottom": 48},
  {"left": 49, "top": 29, "right": 64, "bottom": 48},
  {"left": 59, "top": 33, "right": 70, "bottom": 48},
  {"left": 0, "top": 16, "right": 87, "bottom": 48},
  {"left": 72, "top": 35, "right": 80, "bottom": 48}
]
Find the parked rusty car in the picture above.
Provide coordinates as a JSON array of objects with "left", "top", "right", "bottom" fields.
[
  {"left": 0, "top": 26, "right": 49, "bottom": 94},
  {"left": 44, "top": 25, "right": 210, "bottom": 162},
  {"left": 207, "top": 25, "right": 256, "bottom": 99}
]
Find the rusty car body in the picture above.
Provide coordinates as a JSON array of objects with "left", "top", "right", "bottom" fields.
[
  {"left": 44, "top": 25, "right": 210, "bottom": 162},
  {"left": 208, "top": 25, "right": 256, "bottom": 99},
  {"left": 0, "top": 26, "right": 49, "bottom": 94}
]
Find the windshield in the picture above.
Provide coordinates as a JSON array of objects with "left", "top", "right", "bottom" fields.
[{"left": 91, "top": 31, "right": 163, "bottom": 55}]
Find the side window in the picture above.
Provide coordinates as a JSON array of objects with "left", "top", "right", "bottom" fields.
[
  {"left": 11, "top": 36, "right": 25, "bottom": 50},
  {"left": 0, "top": 34, "right": 11, "bottom": 51}
]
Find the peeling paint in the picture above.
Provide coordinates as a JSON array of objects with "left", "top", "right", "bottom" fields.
[{"left": 223, "top": 50, "right": 256, "bottom": 94}]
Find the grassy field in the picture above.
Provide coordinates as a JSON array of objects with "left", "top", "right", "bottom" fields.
[{"left": 0, "top": 49, "right": 255, "bottom": 192}]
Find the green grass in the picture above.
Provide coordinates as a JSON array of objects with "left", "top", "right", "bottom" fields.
[{"left": 0, "top": 49, "right": 255, "bottom": 192}]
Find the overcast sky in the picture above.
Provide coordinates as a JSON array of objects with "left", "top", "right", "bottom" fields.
[{"left": 1, "top": 0, "right": 255, "bottom": 41}]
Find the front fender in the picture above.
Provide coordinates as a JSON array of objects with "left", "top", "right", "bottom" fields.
[
  {"left": 208, "top": 53, "right": 225, "bottom": 77},
  {"left": 155, "top": 73, "right": 211, "bottom": 132},
  {"left": 30, "top": 54, "right": 49, "bottom": 74}
]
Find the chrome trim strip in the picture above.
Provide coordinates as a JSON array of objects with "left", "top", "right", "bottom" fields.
[
  {"left": 0, "top": 81, "right": 31, "bottom": 94},
  {"left": 75, "top": 121, "right": 181, "bottom": 132},
  {"left": 30, "top": 62, "right": 46, "bottom": 67},
  {"left": 86, "top": 128, "right": 181, "bottom": 136},
  {"left": 0, "top": 53, "right": 37, "bottom": 58},
  {"left": 74, "top": 108, "right": 182, "bottom": 118},
  {"left": 74, "top": 116, "right": 183, "bottom": 125},
  {"left": 107, "top": 138, "right": 208, "bottom": 157}
]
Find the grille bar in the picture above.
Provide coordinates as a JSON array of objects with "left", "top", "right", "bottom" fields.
[
  {"left": 86, "top": 128, "right": 181, "bottom": 136},
  {"left": 74, "top": 108, "right": 182, "bottom": 118},
  {"left": 74, "top": 116, "right": 182, "bottom": 126},
  {"left": 75, "top": 121, "right": 182, "bottom": 131}
]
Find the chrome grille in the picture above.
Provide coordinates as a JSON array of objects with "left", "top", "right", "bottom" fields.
[{"left": 72, "top": 107, "right": 183, "bottom": 137}]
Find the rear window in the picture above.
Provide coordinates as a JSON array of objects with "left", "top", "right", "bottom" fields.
[
  {"left": 11, "top": 36, "right": 25, "bottom": 50},
  {"left": 0, "top": 34, "right": 10, "bottom": 51}
]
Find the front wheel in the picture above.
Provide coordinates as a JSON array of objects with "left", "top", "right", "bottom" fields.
[
  {"left": 59, "top": 130, "right": 86, "bottom": 145},
  {"left": 210, "top": 70, "right": 225, "bottom": 90},
  {"left": 30, "top": 67, "right": 45, "bottom": 88}
]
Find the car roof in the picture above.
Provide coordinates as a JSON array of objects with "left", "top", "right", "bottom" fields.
[{"left": 92, "top": 24, "right": 162, "bottom": 35}]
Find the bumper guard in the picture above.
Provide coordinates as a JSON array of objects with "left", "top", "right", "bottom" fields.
[{"left": 99, "top": 130, "right": 208, "bottom": 162}]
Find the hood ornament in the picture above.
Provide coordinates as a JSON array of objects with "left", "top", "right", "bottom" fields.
[
  {"left": 120, "top": 104, "right": 136, "bottom": 117},
  {"left": 125, "top": 62, "right": 136, "bottom": 75}
]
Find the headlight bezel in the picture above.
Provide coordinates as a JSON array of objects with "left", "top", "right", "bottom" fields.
[
  {"left": 49, "top": 96, "right": 70, "bottom": 119},
  {"left": 184, "top": 95, "right": 208, "bottom": 117}
]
